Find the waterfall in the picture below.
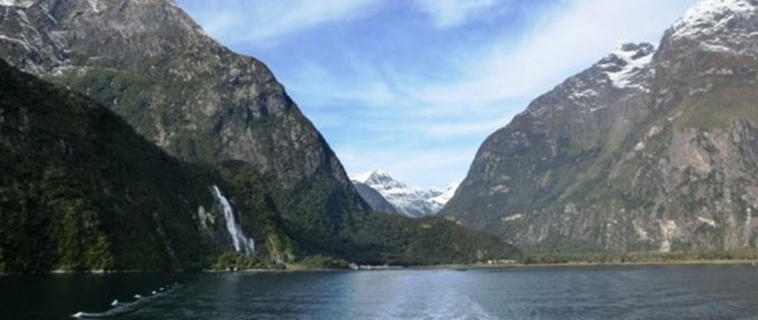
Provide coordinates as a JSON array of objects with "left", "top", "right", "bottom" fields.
[
  {"left": 212, "top": 186, "right": 255, "bottom": 254},
  {"left": 746, "top": 207, "right": 753, "bottom": 247}
]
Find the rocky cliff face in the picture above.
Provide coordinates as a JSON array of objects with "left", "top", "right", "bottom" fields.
[
  {"left": 443, "top": 0, "right": 758, "bottom": 253},
  {"left": 0, "top": 0, "right": 369, "bottom": 236}
]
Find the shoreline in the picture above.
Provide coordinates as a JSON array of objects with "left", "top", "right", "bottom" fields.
[
  {"left": 3, "top": 259, "right": 757, "bottom": 276},
  {"left": 427, "top": 259, "right": 758, "bottom": 271}
]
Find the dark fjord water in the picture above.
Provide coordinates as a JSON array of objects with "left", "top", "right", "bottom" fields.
[{"left": 2, "top": 265, "right": 758, "bottom": 319}]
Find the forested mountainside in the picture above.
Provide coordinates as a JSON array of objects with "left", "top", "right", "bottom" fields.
[
  {"left": 0, "top": 58, "right": 521, "bottom": 272},
  {"left": 0, "top": 0, "right": 371, "bottom": 246}
]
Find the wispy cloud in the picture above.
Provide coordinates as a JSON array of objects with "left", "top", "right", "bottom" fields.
[
  {"left": 413, "top": 0, "right": 506, "bottom": 28},
  {"left": 290, "top": 0, "right": 699, "bottom": 116},
  {"left": 411, "top": 0, "right": 700, "bottom": 112},
  {"left": 177, "top": 0, "right": 381, "bottom": 46},
  {"left": 425, "top": 118, "right": 509, "bottom": 138}
]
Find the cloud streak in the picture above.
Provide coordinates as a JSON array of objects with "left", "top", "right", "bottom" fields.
[
  {"left": 177, "top": 0, "right": 381, "bottom": 46},
  {"left": 413, "top": 0, "right": 506, "bottom": 28},
  {"left": 410, "top": 0, "right": 700, "bottom": 113}
]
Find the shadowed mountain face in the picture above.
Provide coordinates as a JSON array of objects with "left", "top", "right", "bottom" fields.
[
  {"left": 0, "top": 0, "right": 370, "bottom": 237},
  {"left": 444, "top": 0, "right": 758, "bottom": 253},
  {"left": 0, "top": 58, "right": 522, "bottom": 272},
  {"left": 0, "top": 0, "right": 524, "bottom": 271},
  {"left": 0, "top": 58, "right": 279, "bottom": 272},
  {"left": 353, "top": 182, "right": 401, "bottom": 215}
]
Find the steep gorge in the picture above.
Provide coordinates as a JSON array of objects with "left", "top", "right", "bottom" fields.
[{"left": 0, "top": 0, "right": 521, "bottom": 271}]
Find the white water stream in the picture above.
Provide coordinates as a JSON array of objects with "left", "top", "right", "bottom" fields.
[{"left": 212, "top": 186, "right": 255, "bottom": 254}]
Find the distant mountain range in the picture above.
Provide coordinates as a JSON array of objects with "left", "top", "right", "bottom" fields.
[
  {"left": 352, "top": 169, "right": 459, "bottom": 218},
  {"left": 443, "top": 0, "right": 758, "bottom": 253}
]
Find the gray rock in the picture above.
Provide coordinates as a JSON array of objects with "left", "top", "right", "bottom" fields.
[{"left": 443, "top": 0, "right": 758, "bottom": 253}]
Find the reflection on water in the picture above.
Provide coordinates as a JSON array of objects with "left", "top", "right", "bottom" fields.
[{"left": 2, "top": 265, "right": 758, "bottom": 319}]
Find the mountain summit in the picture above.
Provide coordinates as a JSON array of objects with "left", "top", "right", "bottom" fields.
[
  {"left": 443, "top": 0, "right": 758, "bottom": 253},
  {"left": 0, "top": 0, "right": 370, "bottom": 247},
  {"left": 670, "top": 0, "right": 758, "bottom": 43},
  {"left": 352, "top": 170, "right": 458, "bottom": 217}
]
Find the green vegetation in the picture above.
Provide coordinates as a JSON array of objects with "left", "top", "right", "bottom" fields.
[
  {"left": 297, "top": 255, "right": 350, "bottom": 269},
  {"left": 519, "top": 248, "right": 758, "bottom": 265},
  {"left": 673, "top": 56, "right": 758, "bottom": 130},
  {"left": 215, "top": 161, "right": 296, "bottom": 264},
  {"left": 0, "top": 59, "right": 222, "bottom": 273},
  {"left": 344, "top": 214, "right": 522, "bottom": 266},
  {"left": 676, "top": 81, "right": 758, "bottom": 130},
  {"left": 209, "top": 252, "right": 279, "bottom": 271},
  {"left": 529, "top": 235, "right": 607, "bottom": 254},
  {"left": 0, "top": 59, "right": 522, "bottom": 273}
]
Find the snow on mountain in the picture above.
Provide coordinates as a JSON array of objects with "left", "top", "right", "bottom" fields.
[
  {"left": 0, "top": 0, "right": 35, "bottom": 7},
  {"left": 351, "top": 169, "right": 458, "bottom": 218},
  {"left": 597, "top": 43, "right": 655, "bottom": 90},
  {"left": 527, "top": 41, "right": 656, "bottom": 121},
  {"left": 353, "top": 169, "right": 405, "bottom": 189},
  {"left": 666, "top": 0, "right": 758, "bottom": 56},
  {"left": 430, "top": 182, "right": 460, "bottom": 208},
  {"left": 671, "top": 0, "right": 757, "bottom": 40}
]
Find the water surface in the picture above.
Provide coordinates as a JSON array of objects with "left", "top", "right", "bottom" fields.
[{"left": 2, "top": 264, "right": 758, "bottom": 319}]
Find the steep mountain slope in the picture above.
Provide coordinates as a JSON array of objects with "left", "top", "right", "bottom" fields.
[
  {"left": 353, "top": 182, "right": 400, "bottom": 215},
  {"left": 0, "top": 0, "right": 523, "bottom": 269},
  {"left": 443, "top": 0, "right": 758, "bottom": 253},
  {"left": 352, "top": 169, "right": 458, "bottom": 217},
  {"left": 0, "top": 0, "right": 370, "bottom": 242},
  {"left": 431, "top": 182, "right": 461, "bottom": 208},
  {"left": 0, "top": 58, "right": 290, "bottom": 272},
  {"left": 0, "top": 59, "right": 522, "bottom": 272}
]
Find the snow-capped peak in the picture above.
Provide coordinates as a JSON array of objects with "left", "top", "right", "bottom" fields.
[
  {"left": 597, "top": 43, "right": 655, "bottom": 89},
  {"left": 351, "top": 169, "right": 457, "bottom": 218},
  {"left": 671, "top": 0, "right": 757, "bottom": 40},
  {"left": 351, "top": 168, "right": 385, "bottom": 183},
  {"left": 0, "top": 0, "right": 35, "bottom": 7},
  {"left": 352, "top": 169, "right": 405, "bottom": 189}
]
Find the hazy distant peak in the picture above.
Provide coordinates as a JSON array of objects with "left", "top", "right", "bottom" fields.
[
  {"left": 352, "top": 169, "right": 405, "bottom": 188},
  {"left": 351, "top": 169, "right": 458, "bottom": 218}
]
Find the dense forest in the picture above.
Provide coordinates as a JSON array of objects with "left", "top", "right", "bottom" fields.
[{"left": 0, "top": 59, "right": 521, "bottom": 273}]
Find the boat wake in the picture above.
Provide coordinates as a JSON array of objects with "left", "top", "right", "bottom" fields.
[
  {"left": 71, "top": 283, "right": 180, "bottom": 319},
  {"left": 420, "top": 289, "right": 500, "bottom": 320}
]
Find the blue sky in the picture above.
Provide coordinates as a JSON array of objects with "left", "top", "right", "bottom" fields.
[{"left": 175, "top": 0, "right": 699, "bottom": 190}]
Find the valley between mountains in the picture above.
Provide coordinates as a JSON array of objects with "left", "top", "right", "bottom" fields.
[
  {"left": 3, "top": 0, "right": 758, "bottom": 273},
  {"left": 0, "top": 0, "right": 517, "bottom": 273}
]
